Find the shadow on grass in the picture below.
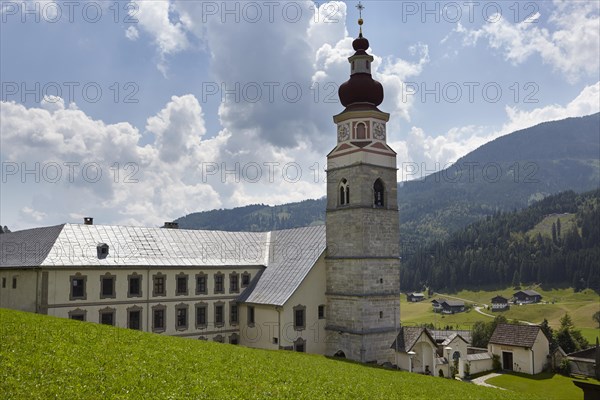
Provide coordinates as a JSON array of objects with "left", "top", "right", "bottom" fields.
[{"left": 501, "top": 371, "right": 555, "bottom": 381}]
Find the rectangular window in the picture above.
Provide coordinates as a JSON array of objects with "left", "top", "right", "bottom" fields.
[
  {"left": 176, "top": 306, "right": 188, "bottom": 330},
  {"left": 153, "top": 308, "right": 165, "bottom": 331},
  {"left": 1, "top": 277, "right": 5, "bottom": 288},
  {"left": 196, "top": 304, "right": 207, "bottom": 328},
  {"left": 128, "top": 275, "right": 141, "bottom": 297},
  {"left": 229, "top": 274, "right": 239, "bottom": 293},
  {"left": 70, "top": 276, "right": 86, "bottom": 300},
  {"left": 153, "top": 275, "right": 166, "bottom": 296},
  {"left": 248, "top": 306, "right": 255, "bottom": 326},
  {"left": 214, "top": 274, "right": 224, "bottom": 294},
  {"left": 215, "top": 304, "right": 224, "bottom": 326},
  {"left": 69, "top": 313, "right": 85, "bottom": 321},
  {"left": 100, "top": 310, "right": 115, "bottom": 326},
  {"left": 318, "top": 305, "right": 325, "bottom": 319},
  {"left": 294, "top": 306, "right": 306, "bottom": 330},
  {"left": 70, "top": 312, "right": 85, "bottom": 321},
  {"left": 100, "top": 276, "right": 115, "bottom": 298},
  {"left": 176, "top": 275, "right": 188, "bottom": 296},
  {"left": 12, "top": 277, "right": 17, "bottom": 289},
  {"left": 128, "top": 310, "right": 141, "bottom": 330},
  {"left": 241, "top": 273, "right": 251, "bottom": 287},
  {"left": 230, "top": 304, "right": 238, "bottom": 325},
  {"left": 196, "top": 274, "right": 207, "bottom": 294}
]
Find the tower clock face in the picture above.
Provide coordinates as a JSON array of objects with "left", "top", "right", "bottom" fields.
[
  {"left": 373, "top": 122, "right": 386, "bottom": 140},
  {"left": 337, "top": 124, "right": 350, "bottom": 141}
]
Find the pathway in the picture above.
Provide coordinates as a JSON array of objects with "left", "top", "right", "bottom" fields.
[{"left": 470, "top": 372, "right": 506, "bottom": 390}]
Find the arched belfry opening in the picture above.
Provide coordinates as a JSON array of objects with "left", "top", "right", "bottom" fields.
[
  {"left": 355, "top": 122, "right": 367, "bottom": 139},
  {"left": 374, "top": 178, "right": 384, "bottom": 207},
  {"left": 339, "top": 179, "right": 350, "bottom": 205}
]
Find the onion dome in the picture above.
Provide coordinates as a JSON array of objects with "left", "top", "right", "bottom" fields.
[{"left": 338, "top": 17, "right": 384, "bottom": 110}]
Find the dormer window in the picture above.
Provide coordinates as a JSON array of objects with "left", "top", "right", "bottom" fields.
[
  {"left": 97, "top": 243, "right": 109, "bottom": 259},
  {"left": 339, "top": 179, "right": 350, "bottom": 206}
]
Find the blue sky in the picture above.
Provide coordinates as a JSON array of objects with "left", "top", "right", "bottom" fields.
[{"left": 1, "top": 0, "right": 599, "bottom": 230}]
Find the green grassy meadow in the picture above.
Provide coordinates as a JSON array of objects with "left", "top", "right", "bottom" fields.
[
  {"left": 486, "top": 372, "right": 599, "bottom": 400},
  {"left": 401, "top": 288, "right": 600, "bottom": 343},
  {"left": 526, "top": 213, "right": 577, "bottom": 239},
  {"left": 0, "top": 308, "right": 528, "bottom": 400}
]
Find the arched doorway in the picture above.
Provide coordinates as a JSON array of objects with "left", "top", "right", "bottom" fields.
[{"left": 334, "top": 350, "right": 346, "bottom": 358}]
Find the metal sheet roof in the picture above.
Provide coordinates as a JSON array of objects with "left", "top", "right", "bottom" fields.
[
  {"left": 239, "top": 225, "right": 326, "bottom": 306},
  {"left": 1, "top": 223, "right": 326, "bottom": 307}
]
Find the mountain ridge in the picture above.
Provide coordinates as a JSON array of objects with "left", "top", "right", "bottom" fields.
[{"left": 174, "top": 113, "right": 600, "bottom": 250}]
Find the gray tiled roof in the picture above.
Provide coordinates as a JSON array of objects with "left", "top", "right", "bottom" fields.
[
  {"left": 466, "top": 352, "right": 493, "bottom": 361},
  {"left": 441, "top": 333, "right": 469, "bottom": 346},
  {"left": 240, "top": 225, "right": 326, "bottom": 306},
  {"left": 488, "top": 324, "right": 541, "bottom": 348},
  {"left": 442, "top": 299, "right": 465, "bottom": 307},
  {"left": 0, "top": 225, "right": 64, "bottom": 267},
  {"left": 391, "top": 326, "right": 436, "bottom": 352},
  {"left": 514, "top": 289, "right": 542, "bottom": 297},
  {"left": 429, "top": 330, "right": 472, "bottom": 344}
]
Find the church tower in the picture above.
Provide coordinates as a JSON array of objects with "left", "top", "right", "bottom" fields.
[{"left": 325, "top": 7, "right": 400, "bottom": 364}]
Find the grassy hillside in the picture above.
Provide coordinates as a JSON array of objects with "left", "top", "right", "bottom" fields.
[
  {"left": 0, "top": 309, "right": 528, "bottom": 400},
  {"left": 527, "top": 213, "right": 577, "bottom": 239},
  {"left": 401, "top": 288, "right": 600, "bottom": 343},
  {"left": 486, "top": 372, "right": 598, "bottom": 400}
]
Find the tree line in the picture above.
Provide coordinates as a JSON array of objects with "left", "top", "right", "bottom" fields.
[{"left": 401, "top": 190, "right": 600, "bottom": 293}]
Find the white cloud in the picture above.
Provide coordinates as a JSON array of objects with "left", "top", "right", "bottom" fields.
[
  {"left": 397, "top": 82, "right": 600, "bottom": 175},
  {"left": 454, "top": 1, "right": 600, "bottom": 82},
  {"left": 20, "top": 206, "right": 47, "bottom": 222},
  {"left": 125, "top": 26, "right": 139, "bottom": 41},
  {"left": 130, "top": 0, "right": 190, "bottom": 75}
]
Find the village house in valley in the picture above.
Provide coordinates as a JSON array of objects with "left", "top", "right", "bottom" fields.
[
  {"left": 513, "top": 289, "right": 543, "bottom": 304},
  {"left": 491, "top": 295, "right": 510, "bottom": 311},
  {"left": 431, "top": 298, "right": 465, "bottom": 314},
  {"left": 406, "top": 292, "right": 425, "bottom": 302}
]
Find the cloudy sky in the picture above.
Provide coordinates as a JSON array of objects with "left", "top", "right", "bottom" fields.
[{"left": 1, "top": 0, "right": 599, "bottom": 230}]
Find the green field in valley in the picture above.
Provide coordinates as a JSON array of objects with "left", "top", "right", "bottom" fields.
[
  {"left": 401, "top": 287, "right": 600, "bottom": 343},
  {"left": 0, "top": 308, "right": 529, "bottom": 400},
  {"left": 526, "top": 213, "right": 577, "bottom": 239}
]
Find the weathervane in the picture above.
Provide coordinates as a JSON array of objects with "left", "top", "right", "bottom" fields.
[{"left": 356, "top": 1, "right": 365, "bottom": 36}]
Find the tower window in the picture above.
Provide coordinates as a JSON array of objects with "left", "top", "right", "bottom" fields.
[
  {"left": 339, "top": 179, "right": 350, "bottom": 206},
  {"left": 374, "top": 179, "right": 385, "bottom": 207},
  {"left": 356, "top": 122, "right": 366, "bottom": 140},
  {"left": 379, "top": 311, "right": 383, "bottom": 319}
]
